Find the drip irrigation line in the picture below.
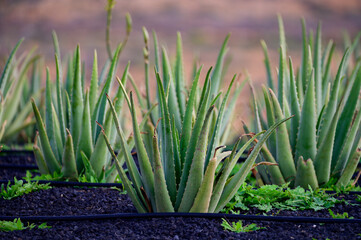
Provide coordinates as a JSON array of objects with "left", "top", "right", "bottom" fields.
[
  {"left": 0, "top": 150, "right": 33, "bottom": 155},
  {"left": 0, "top": 164, "right": 38, "bottom": 169},
  {"left": 0, "top": 180, "right": 123, "bottom": 188},
  {"left": 0, "top": 212, "right": 360, "bottom": 223}
]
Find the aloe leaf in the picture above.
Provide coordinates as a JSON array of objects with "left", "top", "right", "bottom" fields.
[
  {"left": 277, "top": 47, "right": 285, "bottom": 109},
  {"left": 52, "top": 104, "right": 64, "bottom": 162},
  {"left": 180, "top": 66, "right": 202, "bottom": 164},
  {"left": 1, "top": 57, "right": 31, "bottom": 129},
  {"left": 215, "top": 116, "right": 292, "bottom": 213},
  {"left": 261, "top": 40, "right": 274, "bottom": 90},
  {"left": 210, "top": 34, "right": 230, "bottom": 98},
  {"left": 332, "top": 108, "right": 361, "bottom": 177},
  {"left": 175, "top": 32, "right": 186, "bottom": 118},
  {"left": 65, "top": 55, "right": 73, "bottom": 96},
  {"left": 269, "top": 89, "right": 296, "bottom": 181},
  {"left": 55, "top": 54, "right": 66, "bottom": 145},
  {"left": 259, "top": 143, "right": 286, "bottom": 185},
  {"left": 336, "top": 146, "right": 361, "bottom": 187},
  {"left": 161, "top": 47, "right": 182, "bottom": 133},
  {"left": 178, "top": 105, "right": 214, "bottom": 212},
  {"left": 89, "top": 50, "right": 99, "bottom": 116},
  {"left": 105, "top": 94, "right": 142, "bottom": 192},
  {"left": 205, "top": 74, "right": 236, "bottom": 167},
  {"left": 71, "top": 45, "right": 84, "bottom": 153},
  {"left": 321, "top": 41, "right": 335, "bottom": 101},
  {"left": 0, "top": 38, "right": 23, "bottom": 95},
  {"left": 294, "top": 156, "right": 319, "bottom": 190},
  {"left": 176, "top": 68, "right": 212, "bottom": 209},
  {"left": 92, "top": 43, "right": 121, "bottom": 141},
  {"left": 44, "top": 68, "right": 59, "bottom": 161},
  {"left": 220, "top": 78, "right": 247, "bottom": 135},
  {"left": 129, "top": 92, "right": 155, "bottom": 209},
  {"left": 190, "top": 154, "right": 218, "bottom": 213},
  {"left": 317, "top": 50, "right": 349, "bottom": 147},
  {"left": 300, "top": 19, "right": 309, "bottom": 92},
  {"left": 33, "top": 144, "right": 50, "bottom": 175},
  {"left": 101, "top": 131, "right": 147, "bottom": 213},
  {"left": 332, "top": 67, "right": 361, "bottom": 168},
  {"left": 62, "top": 130, "right": 78, "bottom": 180},
  {"left": 52, "top": 31, "right": 61, "bottom": 62},
  {"left": 278, "top": 15, "right": 287, "bottom": 59},
  {"left": 295, "top": 70, "right": 317, "bottom": 161},
  {"left": 209, "top": 132, "right": 263, "bottom": 213},
  {"left": 31, "top": 99, "right": 60, "bottom": 174},
  {"left": 288, "top": 58, "right": 301, "bottom": 153},
  {"left": 90, "top": 107, "right": 113, "bottom": 178},
  {"left": 152, "top": 128, "right": 174, "bottom": 212},
  {"left": 156, "top": 72, "right": 177, "bottom": 203},
  {"left": 80, "top": 151, "right": 97, "bottom": 181},
  {"left": 314, "top": 99, "right": 343, "bottom": 185},
  {"left": 76, "top": 91, "right": 94, "bottom": 171},
  {"left": 313, "top": 22, "right": 322, "bottom": 114},
  {"left": 171, "top": 117, "right": 181, "bottom": 184},
  {"left": 262, "top": 86, "right": 277, "bottom": 157}
]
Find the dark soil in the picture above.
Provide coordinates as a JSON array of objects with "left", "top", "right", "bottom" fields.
[
  {"left": 1, "top": 186, "right": 361, "bottom": 239},
  {"left": 0, "top": 152, "right": 38, "bottom": 180}
]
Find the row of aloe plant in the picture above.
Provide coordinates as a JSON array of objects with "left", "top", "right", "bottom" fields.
[
  {"left": 0, "top": 39, "right": 42, "bottom": 145},
  {"left": 246, "top": 17, "right": 361, "bottom": 189}
]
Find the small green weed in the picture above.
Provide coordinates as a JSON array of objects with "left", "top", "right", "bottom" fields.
[
  {"left": 222, "top": 183, "right": 343, "bottom": 213},
  {"left": 221, "top": 218, "right": 265, "bottom": 233},
  {"left": 0, "top": 219, "right": 51, "bottom": 232},
  {"left": 0, "top": 177, "right": 51, "bottom": 200},
  {"left": 328, "top": 209, "right": 354, "bottom": 219}
]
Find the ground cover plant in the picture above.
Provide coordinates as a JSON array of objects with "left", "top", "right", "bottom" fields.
[
  {"left": 247, "top": 17, "right": 361, "bottom": 189},
  {"left": 221, "top": 218, "right": 265, "bottom": 233},
  {"left": 0, "top": 219, "right": 50, "bottom": 232},
  {"left": 0, "top": 177, "right": 51, "bottom": 200},
  {"left": 222, "top": 183, "right": 346, "bottom": 214}
]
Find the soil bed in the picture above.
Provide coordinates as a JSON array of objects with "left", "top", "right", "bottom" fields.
[{"left": 1, "top": 186, "right": 360, "bottom": 239}]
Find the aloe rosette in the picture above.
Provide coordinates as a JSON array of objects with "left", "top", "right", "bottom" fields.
[
  {"left": 248, "top": 17, "right": 361, "bottom": 189},
  {"left": 31, "top": 15, "right": 132, "bottom": 182},
  {"left": 99, "top": 31, "right": 290, "bottom": 212},
  {"left": 0, "top": 39, "right": 42, "bottom": 144}
]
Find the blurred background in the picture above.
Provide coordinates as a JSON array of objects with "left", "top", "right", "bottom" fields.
[{"left": 1, "top": 0, "right": 360, "bottom": 137}]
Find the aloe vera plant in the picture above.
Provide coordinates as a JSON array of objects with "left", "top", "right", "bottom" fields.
[
  {"left": 101, "top": 35, "right": 291, "bottom": 212},
  {"left": 31, "top": 13, "right": 132, "bottom": 182},
  {"left": 0, "top": 39, "right": 42, "bottom": 144},
  {"left": 249, "top": 17, "right": 361, "bottom": 189}
]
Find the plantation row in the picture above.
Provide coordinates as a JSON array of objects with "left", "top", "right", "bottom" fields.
[{"left": 0, "top": 11, "right": 360, "bottom": 214}]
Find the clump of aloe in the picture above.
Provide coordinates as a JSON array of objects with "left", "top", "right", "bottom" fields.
[
  {"left": 101, "top": 30, "right": 290, "bottom": 212},
  {"left": 31, "top": 11, "right": 132, "bottom": 182},
  {"left": 247, "top": 17, "right": 361, "bottom": 189},
  {"left": 0, "top": 39, "right": 42, "bottom": 145}
]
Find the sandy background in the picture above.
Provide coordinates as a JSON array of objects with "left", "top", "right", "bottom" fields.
[{"left": 0, "top": 0, "right": 360, "bottom": 138}]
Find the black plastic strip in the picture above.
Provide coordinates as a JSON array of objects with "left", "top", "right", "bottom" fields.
[
  {"left": 0, "top": 213, "right": 360, "bottom": 223},
  {"left": 0, "top": 150, "right": 34, "bottom": 155},
  {"left": 0, "top": 164, "right": 38, "bottom": 169},
  {"left": 0, "top": 180, "right": 123, "bottom": 188}
]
